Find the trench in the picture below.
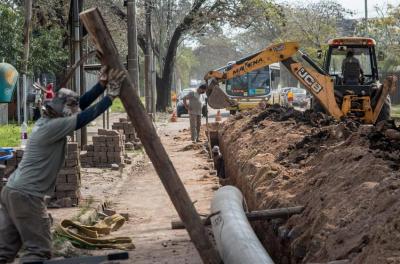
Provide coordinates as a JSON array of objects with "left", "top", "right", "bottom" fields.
[{"left": 207, "top": 123, "right": 292, "bottom": 264}]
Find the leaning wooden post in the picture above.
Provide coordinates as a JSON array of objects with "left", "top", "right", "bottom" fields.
[{"left": 80, "top": 8, "right": 221, "bottom": 264}]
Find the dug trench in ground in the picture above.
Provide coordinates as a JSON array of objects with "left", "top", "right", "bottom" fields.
[{"left": 213, "top": 105, "right": 400, "bottom": 264}]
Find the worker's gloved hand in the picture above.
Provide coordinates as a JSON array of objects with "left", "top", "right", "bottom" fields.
[{"left": 106, "top": 68, "right": 126, "bottom": 100}]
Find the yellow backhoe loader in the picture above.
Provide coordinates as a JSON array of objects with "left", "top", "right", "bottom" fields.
[{"left": 204, "top": 37, "right": 397, "bottom": 124}]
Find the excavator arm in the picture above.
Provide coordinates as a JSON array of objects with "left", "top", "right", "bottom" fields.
[
  {"left": 204, "top": 42, "right": 299, "bottom": 81},
  {"left": 204, "top": 42, "right": 344, "bottom": 119}
]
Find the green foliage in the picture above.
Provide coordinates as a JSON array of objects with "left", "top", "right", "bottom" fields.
[
  {"left": 176, "top": 47, "right": 199, "bottom": 87},
  {"left": 0, "top": 2, "right": 68, "bottom": 77},
  {"left": 111, "top": 97, "right": 145, "bottom": 113},
  {"left": 363, "top": 4, "right": 400, "bottom": 74},
  {"left": 0, "top": 123, "right": 33, "bottom": 147},
  {"left": 30, "top": 26, "right": 69, "bottom": 76},
  {"left": 111, "top": 98, "right": 126, "bottom": 113},
  {"left": 0, "top": 3, "right": 23, "bottom": 65},
  {"left": 392, "top": 104, "right": 400, "bottom": 118}
]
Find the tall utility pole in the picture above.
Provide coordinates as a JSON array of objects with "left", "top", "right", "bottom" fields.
[
  {"left": 144, "top": 0, "right": 153, "bottom": 114},
  {"left": 71, "top": 0, "right": 83, "bottom": 146},
  {"left": 151, "top": 52, "right": 156, "bottom": 117},
  {"left": 21, "top": 0, "right": 32, "bottom": 147},
  {"left": 365, "top": 0, "right": 368, "bottom": 35},
  {"left": 127, "top": 0, "right": 140, "bottom": 95}
]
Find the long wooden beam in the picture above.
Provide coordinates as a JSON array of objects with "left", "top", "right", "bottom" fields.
[
  {"left": 79, "top": 8, "right": 221, "bottom": 264},
  {"left": 171, "top": 206, "right": 305, "bottom": 229}
]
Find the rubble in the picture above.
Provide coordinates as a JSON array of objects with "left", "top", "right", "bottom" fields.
[{"left": 218, "top": 106, "right": 400, "bottom": 264}]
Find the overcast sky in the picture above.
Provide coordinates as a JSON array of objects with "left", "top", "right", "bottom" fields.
[{"left": 280, "top": 0, "right": 400, "bottom": 18}]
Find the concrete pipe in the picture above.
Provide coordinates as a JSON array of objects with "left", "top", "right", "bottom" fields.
[{"left": 210, "top": 185, "right": 275, "bottom": 264}]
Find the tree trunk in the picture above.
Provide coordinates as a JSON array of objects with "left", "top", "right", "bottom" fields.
[{"left": 156, "top": 0, "right": 206, "bottom": 111}]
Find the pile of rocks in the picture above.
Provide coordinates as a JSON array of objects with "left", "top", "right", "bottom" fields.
[
  {"left": 52, "top": 142, "right": 81, "bottom": 207},
  {"left": 80, "top": 129, "right": 125, "bottom": 168}
]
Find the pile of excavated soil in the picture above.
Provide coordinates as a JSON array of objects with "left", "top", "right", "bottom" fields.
[{"left": 218, "top": 105, "right": 400, "bottom": 264}]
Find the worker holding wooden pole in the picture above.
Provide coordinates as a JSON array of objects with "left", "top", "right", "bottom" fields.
[{"left": 0, "top": 65, "right": 125, "bottom": 263}]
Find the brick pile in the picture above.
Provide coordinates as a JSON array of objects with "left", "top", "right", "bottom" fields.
[
  {"left": 80, "top": 129, "right": 125, "bottom": 168},
  {"left": 52, "top": 142, "right": 81, "bottom": 207},
  {"left": 112, "top": 118, "right": 136, "bottom": 143}
]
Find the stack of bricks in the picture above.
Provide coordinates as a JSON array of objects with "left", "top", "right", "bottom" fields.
[
  {"left": 112, "top": 118, "right": 136, "bottom": 143},
  {"left": 0, "top": 149, "right": 24, "bottom": 192},
  {"left": 52, "top": 142, "right": 81, "bottom": 207},
  {"left": 80, "top": 129, "right": 125, "bottom": 168}
]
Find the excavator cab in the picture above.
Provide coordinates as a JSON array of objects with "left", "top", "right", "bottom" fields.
[
  {"left": 321, "top": 37, "right": 391, "bottom": 121},
  {"left": 326, "top": 38, "right": 378, "bottom": 86}
]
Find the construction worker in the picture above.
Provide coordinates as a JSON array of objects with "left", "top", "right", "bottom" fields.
[
  {"left": 0, "top": 66, "right": 126, "bottom": 263},
  {"left": 342, "top": 49, "right": 363, "bottom": 85},
  {"left": 212, "top": 146, "right": 225, "bottom": 178},
  {"left": 183, "top": 84, "right": 206, "bottom": 143}
]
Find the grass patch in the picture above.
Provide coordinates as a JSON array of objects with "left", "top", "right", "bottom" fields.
[
  {"left": 392, "top": 104, "right": 400, "bottom": 118},
  {"left": 111, "top": 98, "right": 125, "bottom": 113},
  {"left": 111, "top": 97, "right": 146, "bottom": 113},
  {"left": 0, "top": 123, "right": 34, "bottom": 147}
]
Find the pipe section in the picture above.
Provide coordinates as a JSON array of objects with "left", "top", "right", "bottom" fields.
[{"left": 211, "top": 185, "right": 275, "bottom": 264}]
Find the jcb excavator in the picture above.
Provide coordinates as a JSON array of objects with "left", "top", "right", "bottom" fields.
[{"left": 204, "top": 37, "right": 397, "bottom": 124}]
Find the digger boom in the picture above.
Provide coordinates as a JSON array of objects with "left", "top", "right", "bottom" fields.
[{"left": 205, "top": 40, "right": 397, "bottom": 124}]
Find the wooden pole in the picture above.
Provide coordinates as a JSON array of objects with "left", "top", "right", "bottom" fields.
[
  {"left": 22, "top": 0, "right": 32, "bottom": 126},
  {"left": 127, "top": 0, "right": 139, "bottom": 95},
  {"left": 171, "top": 206, "right": 305, "bottom": 229},
  {"left": 144, "top": 0, "right": 152, "bottom": 113},
  {"left": 79, "top": 8, "right": 221, "bottom": 264}
]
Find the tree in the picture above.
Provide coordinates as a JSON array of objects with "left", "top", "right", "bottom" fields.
[
  {"left": 0, "top": 1, "right": 69, "bottom": 80},
  {"left": 175, "top": 46, "right": 199, "bottom": 88},
  {"left": 191, "top": 33, "right": 242, "bottom": 80},
  {"left": 362, "top": 4, "right": 400, "bottom": 73},
  {"left": 110, "top": 0, "right": 282, "bottom": 111},
  {"left": 0, "top": 3, "right": 23, "bottom": 66},
  {"left": 234, "top": 0, "right": 353, "bottom": 63}
]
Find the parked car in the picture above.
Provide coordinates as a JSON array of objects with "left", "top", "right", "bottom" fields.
[{"left": 176, "top": 88, "right": 207, "bottom": 117}]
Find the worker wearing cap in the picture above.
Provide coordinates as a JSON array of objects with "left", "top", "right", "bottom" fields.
[{"left": 0, "top": 65, "right": 126, "bottom": 263}]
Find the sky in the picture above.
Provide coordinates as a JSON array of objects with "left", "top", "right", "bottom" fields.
[{"left": 281, "top": 0, "right": 400, "bottom": 18}]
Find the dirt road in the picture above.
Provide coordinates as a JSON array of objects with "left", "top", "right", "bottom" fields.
[
  {"left": 48, "top": 112, "right": 221, "bottom": 263},
  {"left": 104, "top": 116, "right": 219, "bottom": 263}
]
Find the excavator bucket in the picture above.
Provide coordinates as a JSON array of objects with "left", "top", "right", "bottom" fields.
[{"left": 206, "top": 79, "right": 238, "bottom": 109}]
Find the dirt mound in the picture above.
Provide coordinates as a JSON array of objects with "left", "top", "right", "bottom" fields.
[{"left": 219, "top": 106, "right": 400, "bottom": 264}]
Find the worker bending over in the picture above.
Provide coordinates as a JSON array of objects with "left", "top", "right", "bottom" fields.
[{"left": 0, "top": 65, "right": 126, "bottom": 263}]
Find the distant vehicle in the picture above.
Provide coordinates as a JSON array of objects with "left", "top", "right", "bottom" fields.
[
  {"left": 281, "top": 87, "right": 310, "bottom": 108},
  {"left": 223, "top": 63, "right": 280, "bottom": 114},
  {"left": 176, "top": 88, "right": 207, "bottom": 117}
]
